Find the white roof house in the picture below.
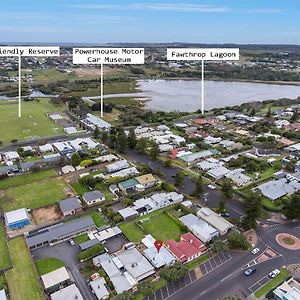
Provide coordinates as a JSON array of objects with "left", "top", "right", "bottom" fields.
[
  {"left": 106, "top": 160, "right": 129, "bottom": 173},
  {"left": 197, "top": 208, "right": 234, "bottom": 235},
  {"left": 83, "top": 113, "right": 111, "bottom": 130},
  {"left": 142, "top": 234, "right": 176, "bottom": 268},
  {"left": 50, "top": 284, "right": 83, "bottom": 300},
  {"left": 41, "top": 267, "right": 70, "bottom": 290},
  {"left": 4, "top": 151, "right": 20, "bottom": 161},
  {"left": 0, "top": 289, "right": 7, "bottom": 300},
  {"left": 39, "top": 143, "right": 54, "bottom": 153},
  {"left": 90, "top": 277, "right": 109, "bottom": 300},
  {"left": 179, "top": 213, "right": 219, "bottom": 243},
  {"left": 257, "top": 178, "right": 300, "bottom": 201},
  {"left": 207, "top": 166, "right": 230, "bottom": 180},
  {"left": 69, "top": 138, "right": 99, "bottom": 150},
  {"left": 225, "top": 169, "right": 251, "bottom": 187},
  {"left": 108, "top": 167, "right": 139, "bottom": 178}
]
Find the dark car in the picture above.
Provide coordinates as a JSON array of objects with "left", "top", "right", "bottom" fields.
[{"left": 244, "top": 267, "right": 256, "bottom": 276}]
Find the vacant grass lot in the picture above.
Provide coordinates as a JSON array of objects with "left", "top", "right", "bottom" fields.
[
  {"left": 120, "top": 209, "right": 187, "bottom": 243},
  {"left": 254, "top": 268, "right": 289, "bottom": 298},
  {"left": 6, "top": 237, "right": 44, "bottom": 300},
  {"left": 0, "top": 178, "right": 68, "bottom": 212},
  {"left": 35, "top": 258, "right": 65, "bottom": 276},
  {"left": 0, "top": 100, "right": 65, "bottom": 143},
  {"left": 33, "top": 68, "right": 78, "bottom": 82},
  {"left": 0, "top": 169, "right": 56, "bottom": 190},
  {"left": 0, "top": 222, "right": 11, "bottom": 270}
]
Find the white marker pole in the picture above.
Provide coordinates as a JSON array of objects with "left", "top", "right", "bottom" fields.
[
  {"left": 100, "top": 62, "right": 103, "bottom": 118},
  {"left": 18, "top": 55, "right": 21, "bottom": 118},
  {"left": 201, "top": 59, "right": 204, "bottom": 114}
]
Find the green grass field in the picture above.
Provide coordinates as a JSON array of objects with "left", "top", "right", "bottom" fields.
[
  {"left": 0, "top": 169, "right": 56, "bottom": 190},
  {"left": 0, "top": 100, "right": 65, "bottom": 143},
  {"left": 74, "top": 233, "right": 90, "bottom": 244},
  {"left": 254, "top": 268, "right": 289, "bottom": 298},
  {"left": 6, "top": 237, "right": 44, "bottom": 300},
  {"left": 33, "top": 68, "right": 78, "bottom": 82},
  {"left": 0, "top": 178, "right": 68, "bottom": 212},
  {"left": 0, "top": 222, "right": 11, "bottom": 270},
  {"left": 35, "top": 258, "right": 65, "bottom": 276},
  {"left": 120, "top": 210, "right": 187, "bottom": 243}
]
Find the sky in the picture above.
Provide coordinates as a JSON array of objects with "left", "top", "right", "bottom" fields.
[{"left": 0, "top": 0, "right": 299, "bottom": 44}]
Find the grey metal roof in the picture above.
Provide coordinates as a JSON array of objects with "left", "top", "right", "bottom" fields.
[
  {"left": 26, "top": 217, "right": 95, "bottom": 247},
  {"left": 82, "top": 190, "right": 104, "bottom": 202},
  {"left": 79, "top": 238, "right": 99, "bottom": 251},
  {"left": 59, "top": 197, "right": 82, "bottom": 213}
]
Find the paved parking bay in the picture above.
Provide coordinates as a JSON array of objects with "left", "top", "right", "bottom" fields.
[
  {"left": 249, "top": 275, "right": 271, "bottom": 293},
  {"left": 145, "top": 251, "right": 232, "bottom": 300}
]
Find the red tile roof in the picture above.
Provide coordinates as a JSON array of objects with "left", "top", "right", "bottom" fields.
[
  {"left": 291, "top": 123, "right": 300, "bottom": 131},
  {"left": 164, "top": 233, "right": 207, "bottom": 263}
]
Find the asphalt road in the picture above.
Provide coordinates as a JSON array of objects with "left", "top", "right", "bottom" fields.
[
  {"left": 166, "top": 221, "right": 300, "bottom": 300},
  {"left": 126, "top": 149, "right": 245, "bottom": 218}
]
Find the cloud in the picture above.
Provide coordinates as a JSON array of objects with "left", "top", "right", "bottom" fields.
[
  {"left": 0, "top": 11, "right": 50, "bottom": 20},
  {"left": 65, "top": 2, "right": 229, "bottom": 13},
  {"left": 74, "top": 14, "right": 136, "bottom": 25},
  {"left": 0, "top": 25, "right": 84, "bottom": 33},
  {"left": 241, "top": 8, "right": 284, "bottom": 14}
]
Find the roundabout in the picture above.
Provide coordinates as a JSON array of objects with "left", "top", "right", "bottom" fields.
[{"left": 276, "top": 233, "right": 300, "bottom": 250}]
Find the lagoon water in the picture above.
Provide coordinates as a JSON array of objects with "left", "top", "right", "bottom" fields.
[{"left": 135, "top": 79, "right": 300, "bottom": 112}]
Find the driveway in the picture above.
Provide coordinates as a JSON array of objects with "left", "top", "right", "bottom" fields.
[{"left": 32, "top": 242, "right": 97, "bottom": 300}]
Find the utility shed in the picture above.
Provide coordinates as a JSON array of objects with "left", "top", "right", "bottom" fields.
[{"left": 5, "top": 208, "right": 30, "bottom": 230}]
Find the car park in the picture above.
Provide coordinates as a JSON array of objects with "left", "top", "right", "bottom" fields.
[
  {"left": 251, "top": 248, "right": 260, "bottom": 255},
  {"left": 269, "top": 269, "right": 280, "bottom": 278},
  {"left": 244, "top": 267, "right": 256, "bottom": 276}
]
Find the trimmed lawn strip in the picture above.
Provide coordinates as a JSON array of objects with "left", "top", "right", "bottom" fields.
[
  {"left": 74, "top": 233, "right": 90, "bottom": 244},
  {"left": 254, "top": 268, "right": 289, "bottom": 298},
  {"left": 120, "top": 209, "right": 187, "bottom": 243},
  {"left": 90, "top": 212, "right": 107, "bottom": 227},
  {"left": 35, "top": 258, "right": 65, "bottom": 276},
  {"left": 186, "top": 255, "right": 209, "bottom": 270},
  {"left": 0, "top": 169, "right": 56, "bottom": 190},
  {"left": 6, "top": 237, "right": 44, "bottom": 300},
  {"left": 0, "top": 223, "right": 11, "bottom": 270},
  {"left": 0, "top": 178, "right": 68, "bottom": 212}
]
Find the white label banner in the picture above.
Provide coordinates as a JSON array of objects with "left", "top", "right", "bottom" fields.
[
  {"left": 0, "top": 46, "right": 60, "bottom": 57},
  {"left": 73, "top": 47, "right": 144, "bottom": 64},
  {"left": 167, "top": 48, "right": 239, "bottom": 61}
]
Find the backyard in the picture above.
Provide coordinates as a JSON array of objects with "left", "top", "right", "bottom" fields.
[
  {"left": 120, "top": 209, "right": 187, "bottom": 243},
  {"left": 6, "top": 237, "right": 44, "bottom": 300},
  {"left": 0, "top": 178, "right": 70, "bottom": 212},
  {"left": 0, "top": 100, "right": 65, "bottom": 144}
]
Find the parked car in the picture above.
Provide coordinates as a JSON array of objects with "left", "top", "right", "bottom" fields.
[
  {"left": 208, "top": 184, "right": 216, "bottom": 190},
  {"left": 251, "top": 248, "right": 260, "bottom": 255},
  {"left": 69, "top": 239, "right": 75, "bottom": 246},
  {"left": 244, "top": 267, "right": 256, "bottom": 276},
  {"left": 219, "top": 212, "right": 230, "bottom": 218},
  {"left": 269, "top": 269, "right": 280, "bottom": 278}
]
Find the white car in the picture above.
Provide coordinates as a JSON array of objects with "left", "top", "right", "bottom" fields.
[
  {"left": 269, "top": 269, "right": 280, "bottom": 278},
  {"left": 208, "top": 184, "right": 216, "bottom": 190},
  {"left": 251, "top": 248, "right": 260, "bottom": 255}
]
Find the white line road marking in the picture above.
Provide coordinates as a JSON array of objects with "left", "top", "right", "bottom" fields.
[
  {"left": 221, "top": 272, "right": 234, "bottom": 282},
  {"left": 199, "top": 289, "right": 208, "bottom": 296}
]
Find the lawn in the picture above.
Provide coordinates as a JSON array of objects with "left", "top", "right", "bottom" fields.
[
  {"left": 261, "top": 197, "right": 284, "bottom": 212},
  {"left": 6, "top": 237, "right": 44, "bottom": 300},
  {"left": 90, "top": 211, "right": 107, "bottom": 227},
  {"left": 71, "top": 182, "right": 89, "bottom": 196},
  {"left": 0, "top": 169, "right": 56, "bottom": 190},
  {"left": 0, "top": 222, "right": 11, "bottom": 270},
  {"left": 74, "top": 233, "right": 90, "bottom": 244},
  {"left": 35, "top": 258, "right": 65, "bottom": 276},
  {"left": 0, "top": 275, "right": 6, "bottom": 290},
  {"left": 95, "top": 182, "right": 115, "bottom": 201},
  {"left": 0, "top": 100, "right": 65, "bottom": 144},
  {"left": 33, "top": 68, "right": 78, "bottom": 82},
  {"left": 0, "top": 178, "right": 68, "bottom": 212},
  {"left": 120, "top": 209, "right": 187, "bottom": 243},
  {"left": 254, "top": 268, "right": 289, "bottom": 298}
]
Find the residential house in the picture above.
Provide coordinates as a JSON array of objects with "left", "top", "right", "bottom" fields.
[
  {"left": 41, "top": 267, "right": 71, "bottom": 294},
  {"left": 50, "top": 284, "right": 83, "bottom": 300},
  {"left": 197, "top": 208, "right": 234, "bottom": 235},
  {"left": 135, "top": 173, "right": 157, "bottom": 188},
  {"left": 82, "top": 190, "right": 105, "bottom": 206},
  {"left": 90, "top": 277, "right": 110, "bottom": 300},
  {"left": 59, "top": 197, "right": 82, "bottom": 216},
  {"left": 165, "top": 233, "right": 207, "bottom": 263}
]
